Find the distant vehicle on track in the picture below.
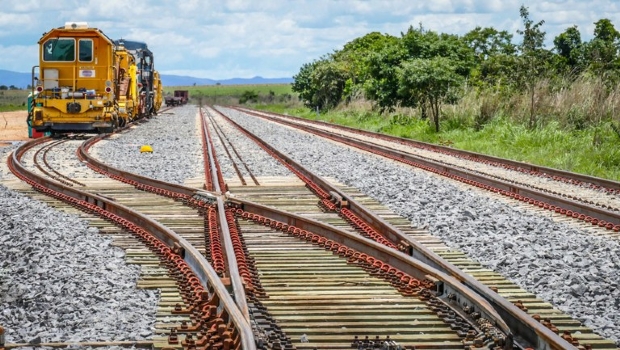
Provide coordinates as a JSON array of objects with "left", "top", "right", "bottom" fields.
[
  {"left": 165, "top": 90, "right": 189, "bottom": 107},
  {"left": 29, "top": 22, "right": 162, "bottom": 134}
]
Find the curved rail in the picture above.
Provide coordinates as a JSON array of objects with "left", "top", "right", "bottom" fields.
[
  {"left": 236, "top": 108, "right": 620, "bottom": 231},
  {"left": 9, "top": 137, "right": 256, "bottom": 350},
  {"left": 200, "top": 107, "right": 251, "bottom": 321},
  {"left": 237, "top": 107, "right": 620, "bottom": 192},
  {"left": 214, "top": 107, "right": 577, "bottom": 350},
  {"left": 80, "top": 111, "right": 252, "bottom": 323}
]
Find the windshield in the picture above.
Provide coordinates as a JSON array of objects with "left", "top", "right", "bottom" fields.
[
  {"left": 79, "top": 39, "right": 93, "bottom": 62},
  {"left": 43, "top": 38, "right": 75, "bottom": 61}
]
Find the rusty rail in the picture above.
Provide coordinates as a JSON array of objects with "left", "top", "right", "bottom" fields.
[
  {"left": 9, "top": 137, "right": 256, "bottom": 350},
  {"left": 214, "top": 107, "right": 578, "bottom": 350},
  {"left": 234, "top": 108, "right": 620, "bottom": 231},
  {"left": 237, "top": 107, "right": 620, "bottom": 193}
]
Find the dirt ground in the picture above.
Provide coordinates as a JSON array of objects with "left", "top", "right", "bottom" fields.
[{"left": 0, "top": 111, "right": 29, "bottom": 145}]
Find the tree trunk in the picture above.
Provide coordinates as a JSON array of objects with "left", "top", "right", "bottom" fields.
[
  {"left": 432, "top": 98, "right": 440, "bottom": 132},
  {"left": 529, "top": 83, "right": 535, "bottom": 129}
]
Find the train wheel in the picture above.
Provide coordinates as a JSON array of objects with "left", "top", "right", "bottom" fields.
[{"left": 119, "top": 117, "right": 126, "bottom": 128}]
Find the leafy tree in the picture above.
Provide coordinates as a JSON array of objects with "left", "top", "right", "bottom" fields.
[
  {"left": 0, "top": 85, "right": 7, "bottom": 90},
  {"left": 291, "top": 57, "right": 348, "bottom": 111},
  {"left": 397, "top": 57, "right": 464, "bottom": 132},
  {"left": 401, "top": 26, "right": 475, "bottom": 77},
  {"left": 554, "top": 25, "right": 583, "bottom": 71},
  {"left": 310, "top": 59, "right": 348, "bottom": 110},
  {"left": 585, "top": 18, "right": 620, "bottom": 76},
  {"left": 292, "top": 60, "right": 321, "bottom": 108},
  {"left": 332, "top": 32, "right": 399, "bottom": 100},
  {"left": 516, "top": 5, "right": 548, "bottom": 128},
  {"left": 480, "top": 53, "right": 521, "bottom": 88},
  {"left": 463, "top": 26, "right": 516, "bottom": 62},
  {"left": 364, "top": 40, "right": 408, "bottom": 112},
  {"left": 594, "top": 18, "right": 620, "bottom": 42}
]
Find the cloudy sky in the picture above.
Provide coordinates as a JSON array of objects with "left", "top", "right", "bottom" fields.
[{"left": 1, "top": 0, "right": 619, "bottom": 80}]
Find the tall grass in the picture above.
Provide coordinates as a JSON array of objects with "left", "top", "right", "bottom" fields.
[
  {"left": 257, "top": 75, "right": 620, "bottom": 180},
  {"left": 0, "top": 90, "right": 28, "bottom": 111}
]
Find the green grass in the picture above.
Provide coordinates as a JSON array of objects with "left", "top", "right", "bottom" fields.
[
  {"left": 164, "top": 84, "right": 294, "bottom": 106},
  {"left": 163, "top": 84, "right": 292, "bottom": 97},
  {"left": 257, "top": 105, "right": 620, "bottom": 181},
  {"left": 0, "top": 90, "right": 29, "bottom": 111}
]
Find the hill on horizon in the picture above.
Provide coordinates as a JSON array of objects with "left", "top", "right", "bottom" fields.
[{"left": 0, "top": 69, "right": 292, "bottom": 89}]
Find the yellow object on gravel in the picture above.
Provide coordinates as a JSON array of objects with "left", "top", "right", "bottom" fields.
[{"left": 140, "top": 145, "right": 153, "bottom": 153}]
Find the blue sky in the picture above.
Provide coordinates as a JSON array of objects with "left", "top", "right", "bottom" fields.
[{"left": 1, "top": 0, "right": 619, "bottom": 80}]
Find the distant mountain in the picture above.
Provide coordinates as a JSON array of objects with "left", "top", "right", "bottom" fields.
[
  {"left": 0, "top": 69, "right": 292, "bottom": 89},
  {"left": 0, "top": 70, "right": 31, "bottom": 88},
  {"left": 160, "top": 75, "right": 293, "bottom": 87}
]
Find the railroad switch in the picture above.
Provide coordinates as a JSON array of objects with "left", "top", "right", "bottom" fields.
[{"left": 329, "top": 191, "right": 349, "bottom": 208}]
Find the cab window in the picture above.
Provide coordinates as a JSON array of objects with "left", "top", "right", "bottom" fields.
[
  {"left": 43, "top": 38, "right": 75, "bottom": 61},
  {"left": 79, "top": 39, "right": 93, "bottom": 62}
]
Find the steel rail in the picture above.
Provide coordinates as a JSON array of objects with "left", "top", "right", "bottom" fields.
[
  {"left": 41, "top": 138, "right": 86, "bottom": 187},
  {"left": 31, "top": 139, "right": 77, "bottom": 187},
  {"left": 228, "top": 198, "right": 518, "bottom": 345},
  {"left": 206, "top": 108, "right": 260, "bottom": 185},
  {"left": 201, "top": 108, "right": 226, "bottom": 193},
  {"left": 79, "top": 111, "right": 252, "bottom": 323},
  {"left": 205, "top": 108, "right": 248, "bottom": 185},
  {"left": 237, "top": 107, "right": 620, "bottom": 192},
  {"left": 200, "top": 107, "right": 251, "bottom": 322},
  {"left": 9, "top": 138, "right": 256, "bottom": 350},
  {"left": 235, "top": 108, "right": 620, "bottom": 230},
  {"left": 214, "top": 108, "right": 577, "bottom": 350},
  {"left": 78, "top": 135, "right": 197, "bottom": 197}
]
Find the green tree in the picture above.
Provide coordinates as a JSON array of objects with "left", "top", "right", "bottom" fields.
[
  {"left": 332, "top": 32, "right": 399, "bottom": 100},
  {"left": 239, "top": 90, "right": 258, "bottom": 104},
  {"left": 291, "top": 57, "right": 348, "bottom": 111},
  {"left": 594, "top": 18, "right": 620, "bottom": 42},
  {"left": 463, "top": 26, "right": 516, "bottom": 63},
  {"left": 292, "top": 60, "right": 321, "bottom": 108},
  {"left": 0, "top": 85, "right": 8, "bottom": 90},
  {"left": 554, "top": 25, "right": 583, "bottom": 72},
  {"left": 517, "top": 5, "right": 548, "bottom": 128},
  {"left": 364, "top": 41, "right": 408, "bottom": 112},
  {"left": 397, "top": 57, "right": 464, "bottom": 132},
  {"left": 310, "top": 59, "right": 348, "bottom": 110},
  {"left": 585, "top": 18, "right": 620, "bottom": 76}
]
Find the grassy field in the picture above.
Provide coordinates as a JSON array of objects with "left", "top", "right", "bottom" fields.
[
  {"left": 256, "top": 103, "right": 620, "bottom": 181},
  {"left": 0, "top": 89, "right": 29, "bottom": 111},
  {"left": 163, "top": 84, "right": 294, "bottom": 105},
  {"left": 163, "top": 84, "right": 292, "bottom": 96}
]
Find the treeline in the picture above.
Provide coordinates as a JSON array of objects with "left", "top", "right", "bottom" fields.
[
  {"left": 0, "top": 85, "right": 23, "bottom": 90},
  {"left": 292, "top": 6, "right": 620, "bottom": 132}
]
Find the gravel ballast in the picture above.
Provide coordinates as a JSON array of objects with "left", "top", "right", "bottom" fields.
[
  {"left": 0, "top": 185, "right": 158, "bottom": 343},
  {"left": 217, "top": 107, "right": 620, "bottom": 346},
  {"left": 87, "top": 104, "right": 619, "bottom": 345},
  {"left": 1, "top": 142, "right": 157, "bottom": 344},
  {"left": 91, "top": 106, "right": 203, "bottom": 185}
]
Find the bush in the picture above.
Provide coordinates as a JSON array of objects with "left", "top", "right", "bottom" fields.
[{"left": 239, "top": 90, "right": 258, "bottom": 104}]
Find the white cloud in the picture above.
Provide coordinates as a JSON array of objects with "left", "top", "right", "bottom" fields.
[
  {"left": 0, "top": 44, "right": 38, "bottom": 72},
  {"left": 1, "top": 0, "right": 620, "bottom": 78}
]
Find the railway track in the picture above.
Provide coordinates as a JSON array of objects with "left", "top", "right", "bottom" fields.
[
  {"left": 231, "top": 107, "right": 620, "bottom": 235},
  {"left": 203, "top": 106, "right": 618, "bottom": 349},
  {"left": 1, "top": 105, "right": 618, "bottom": 349},
  {"left": 3, "top": 126, "right": 253, "bottom": 349}
]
